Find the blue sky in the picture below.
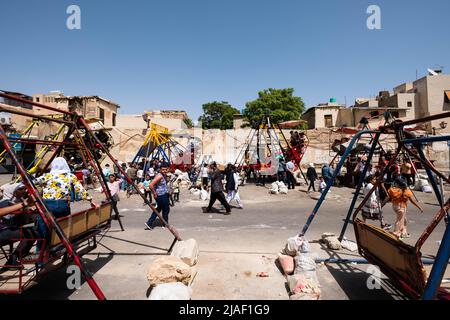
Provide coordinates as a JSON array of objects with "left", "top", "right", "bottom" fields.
[{"left": 1, "top": 0, "right": 449, "bottom": 120}]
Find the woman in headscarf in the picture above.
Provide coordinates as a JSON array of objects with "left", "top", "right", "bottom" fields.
[{"left": 34, "top": 157, "right": 91, "bottom": 250}]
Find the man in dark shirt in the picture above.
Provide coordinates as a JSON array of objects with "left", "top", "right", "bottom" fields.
[{"left": 205, "top": 162, "right": 231, "bottom": 215}]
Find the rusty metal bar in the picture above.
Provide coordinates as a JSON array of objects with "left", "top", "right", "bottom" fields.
[{"left": 0, "top": 92, "right": 73, "bottom": 115}]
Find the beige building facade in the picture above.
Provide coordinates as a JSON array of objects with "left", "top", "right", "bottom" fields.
[
  {"left": 32, "top": 92, "right": 120, "bottom": 128},
  {"left": 302, "top": 73, "right": 450, "bottom": 131}
]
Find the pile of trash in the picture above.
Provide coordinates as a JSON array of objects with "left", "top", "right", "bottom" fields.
[
  {"left": 416, "top": 174, "right": 433, "bottom": 193},
  {"left": 270, "top": 181, "right": 289, "bottom": 195},
  {"left": 147, "top": 239, "right": 199, "bottom": 300},
  {"left": 278, "top": 236, "right": 321, "bottom": 300}
]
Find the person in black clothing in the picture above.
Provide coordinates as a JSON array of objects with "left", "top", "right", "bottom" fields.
[
  {"left": 205, "top": 162, "right": 231, "bottom": 215},
  {"left": 306, "top": 163, "right": 318, "bottom": 193}
]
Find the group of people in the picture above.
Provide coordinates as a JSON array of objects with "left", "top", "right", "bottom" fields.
[
  {"left": 276, "top": 157, "right": 297, "bottom": 190},
  {"left": 101, "top": 160, "right": 183, "bottom": 230},
  {"left": 289, "top": 131, "right": 307, "bottom": 150},
  {"left": 0, "top": 157, "right": 92, "bottom": 271},
  {"left": 303, "top": 148, "right": 424, "bottom": 241}
]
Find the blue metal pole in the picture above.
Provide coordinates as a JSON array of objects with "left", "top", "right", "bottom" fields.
[
  {"left": 423, "top": 221, "right": 450, "bottom": 300},
  {"left": 315, "top": 258, "right": 442, "bottom": 265},
  {"left": 299, "top": 130, "right": 377, "bottom": 236},
  {"left": 402, "top": 136, "right": 450, "bottom": 145},
  {"left": 338, "top": 132, "right": 381, "bottom": 241}
]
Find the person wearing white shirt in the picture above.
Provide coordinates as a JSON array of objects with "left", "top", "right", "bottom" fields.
[{"left": 200, "top": 164, "right": 209, "bottom": 191}]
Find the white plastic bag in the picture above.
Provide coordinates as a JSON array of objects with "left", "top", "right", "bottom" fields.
[
  {"left": 200, "top": 189, "right": 209, "bottom": 201},
  {"left": 148, "top": 282, "right": 192, "bottom": 300},
  {"left": 285, "top": 236, "right": 310, "bottom": 256},
  {"left": 270, "top": 182, "right": 279, "bottom": 194},
  {"left": 294, "top": 253, "right": 317, "bottom": 273}
]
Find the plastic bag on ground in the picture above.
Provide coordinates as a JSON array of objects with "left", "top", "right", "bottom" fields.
[
  {"left": 270, "top": 182, "right": 279, "bottom": 194},
  {"left": 200, "top": 189, "right": 209, "bottom": 200},
  {"left": 294, "top": 253, "right": 317, "bottom": 273},
  {"left": 148, "top": 282, "right": 192, "bottom": 300},
  {"left": 284, "top": 236, "right": 309, "bottom": 257},
  {"left": 341, "top": 239, "right": 358, "bottom": 252}
]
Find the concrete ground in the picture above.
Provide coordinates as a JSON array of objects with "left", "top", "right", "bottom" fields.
[{"left": 0, "top": 174, "right": 448, "bottom": 300}]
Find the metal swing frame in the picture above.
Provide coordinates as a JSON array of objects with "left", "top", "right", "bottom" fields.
[
  {"left": 298, "top": 111, "right": 450, "bottom": 300},
  {"left": 0, "top": 92, "right": 182, "bottom": 299}
]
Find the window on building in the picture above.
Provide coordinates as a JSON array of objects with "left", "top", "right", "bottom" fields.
[
  {"left": 407, "top": 101, "right": 413, "bottom": 107},
  {"left": 112, "top": 113, "right": 116, "bottom": 127},
  {"left": 324, "top": 115, "right": 333, "bottom": 128},
  {"left": 370, "top": 111, "right": 380, "bottom": 118},
  {"left": 391, "top": 112, "right": 400, "bottom": 118},
  {"left": 99, "top": 108, "right": 105, "bottom": 124},
  {"left": 36, "top": 97, "right": 40, "bottom": 103}
]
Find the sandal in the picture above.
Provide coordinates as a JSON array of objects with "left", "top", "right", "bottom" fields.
[{"left": 400, "top": 233, "right": 411, "bottom": 239}]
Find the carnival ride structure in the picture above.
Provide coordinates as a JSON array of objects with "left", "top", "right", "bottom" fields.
[
  {"left": 234, "top": 114, "right": 309, "bottom": 181},
  {"left": 0, "top": 92, "right": 182, "bottom": 299},
  {"left": 299, "top": 111, "right": 450, "bottom": 300}
]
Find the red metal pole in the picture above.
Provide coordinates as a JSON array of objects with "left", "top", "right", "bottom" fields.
[
  {"left": 0, "top": 92, "right": 73, "bottom": 115},
  {"left": 0, "top": 124, "right": 106, "bottom": 300},
  {"left": 0, "top": 105, "right": 72, "bottom": 125}
]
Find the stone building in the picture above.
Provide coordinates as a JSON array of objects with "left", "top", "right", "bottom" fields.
[{"left": 33, "top": 92, "right": 120, "bottom": 128}]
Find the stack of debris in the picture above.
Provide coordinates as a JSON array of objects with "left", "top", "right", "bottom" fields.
[
  {"left": 321, "top": 233, "right": 358, "bottom": 252},
  {"left": 147, "top": 239, "right": 199, "bottom": 300},
  {"left": 278, "top": 236, "right": 321, "bottom": 300}
]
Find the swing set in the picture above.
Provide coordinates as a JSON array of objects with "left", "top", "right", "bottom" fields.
[
  {"left": 0, "top": 92, "right": 182, "bottom": 299},
  {"left": 234, "top": 113, "right": 308, "bottom": 182},
  {"left": 299, "top": 111, "right": 450, "bottom": 300}
]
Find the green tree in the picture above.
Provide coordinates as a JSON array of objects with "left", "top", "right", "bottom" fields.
[
  {"left": 183, "top": 117, "right": 194, "bottom": 128},
  {"left": 198, "top": 101, "right": 240, "bottom": 130},
  {"left": 243, "top": 88, "right": 305, "bottom": 128}
]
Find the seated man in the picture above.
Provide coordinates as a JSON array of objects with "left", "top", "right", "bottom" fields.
[{"left": 0, "top": 185, "right": 37, "bottom": 272}]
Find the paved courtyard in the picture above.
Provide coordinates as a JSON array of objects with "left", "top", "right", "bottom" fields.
[{"left": 0, "top": 175, "right": 448, "bottom": 300}]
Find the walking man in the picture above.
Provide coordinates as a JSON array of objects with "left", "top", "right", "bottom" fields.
[
  {"left": 306, "top": 163, "right": 318, "bottom": 193},
  {"left": 206, "top": 162, "right": 231, "bottom": 215},
  {"left": 145, "top": 164, "right": 171, "bottom": 230}
]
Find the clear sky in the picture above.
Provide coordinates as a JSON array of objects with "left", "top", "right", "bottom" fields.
[{"left": 1, "top": 0, "right": 449, "bottom": 120}]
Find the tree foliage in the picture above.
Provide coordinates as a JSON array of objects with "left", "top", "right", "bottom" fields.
[
  {"left": 198, "top": 101, "right": 239, "bottom": 130},
  {"left": 243, "top": 88, "right": 305, "bottom": 128},
  {"left": 183, "top": 117, "right": 194, "bottom": 128}
]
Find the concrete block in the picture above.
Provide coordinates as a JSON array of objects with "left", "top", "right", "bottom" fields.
[
  {"left": 171, "top": 238, "right": 199, "bottom": 267},
  {"left": 147, "top": 256, "right": 196, "bottom": 287}
]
